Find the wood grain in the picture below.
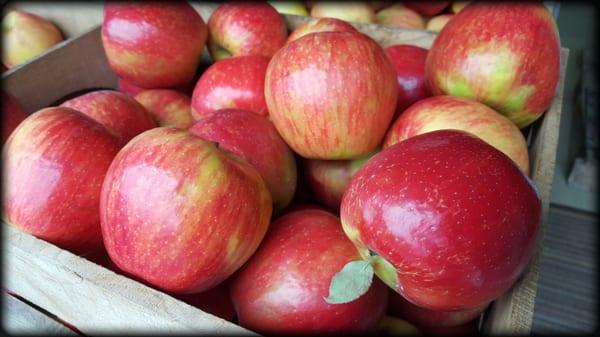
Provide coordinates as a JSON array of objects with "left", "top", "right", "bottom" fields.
[{"left": 2, "top": 292, "right": 78, "bottom": 335}]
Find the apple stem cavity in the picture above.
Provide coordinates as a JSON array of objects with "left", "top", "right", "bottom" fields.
[{"left": 324, "top": 259, "right": 374, "bottom": 305}]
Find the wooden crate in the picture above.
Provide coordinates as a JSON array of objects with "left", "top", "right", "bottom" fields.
[{"left": 2, "top": 3, "right": 568, "bottom": 335}]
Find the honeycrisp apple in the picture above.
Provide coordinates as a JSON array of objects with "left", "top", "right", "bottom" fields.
[
  {"left": 102, "top": 1, "right": 207, "bottom": 88},
  {"left": 426, "top": 2, "right": 561, "bottom": 128},
  {"left": 191, "top": 55, "right": 270, "bottom": 119},
  {"left": 207, "top": 2, "right": 287, "bottom": 61},
  {"left": 376, "top": 4, "right": 425, "bottom": 30},
  {"left": 330, "top": 130, "right": 541, "bottom": 311},
  {"left": 310, "top": 2, "right": 376, "bottom": 23},
  {"left": 2, "top": 10, "right": 63, "bottom": 68},
  {"left": 265, "top": 31, "right": 398, "bottom": 159},
  {"left": 2, "top": 91, "right": 28, "bottom": 144},
  {"left": 287, "top": 17, "right": 358, "bottom": 43},
  {"left": 3, "top": 107, "right": 121, "bottom": 253},
  {"left": 135, "top": 89, "right": 193, "bottom": 129}
]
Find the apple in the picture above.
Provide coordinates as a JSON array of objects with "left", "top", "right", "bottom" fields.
[
  {"left": 388, "top": 291, "right": 486, "bottom": 328},
  {"left": 376, "top": 5, "right": 425, "bottom": 30},
  {"left": 2, "top": 107, "right": 121, "bottom": 253},
  {"left": 384, "top": 44, "right": 430, "bottom": 117},
  {"left": 191, "top": 55, "right": 270, "bottom": 119},
  {"left": 207, "top": 2, "right": 287, "bottom": 61},
  {"left": 2, "top": 10, "right": 63, "bottom": 68},
  {"left": 230, "top": 209, "right": 389, "bottom": 335},
  {"left": 451, "top": 1, "right": 470, "bottom": 14},
  {"left": 287, "top": 17, "right": 358, "bottom": 43},
  {"left": 268, "top": 1, "right": 309, "bottom": 16},
  {"left": 265, "top": 31, "right": 398, "bottom": 159},
  {"left": 340, "top": 130, "right": 541, "bottom": 311},
  {"left": 425, "top": 2, "right": 561, "bottom": 128},
  {"left": 118, "top": 77, "right": 196, "bottom": 97},
  {"left": 2, "top": 91, "right": 28, "bottom": 144},
  {"left": 189, "top": 108, "right": 297, "bottom": 213},
  {"left": 403, "top": 1, "right": 450, "bottom": 16},
  {"left": 134, "top": 89, "right": 193, "bottom": 129},
  {"left": 174, "top": 281, "right": 236, "bottom": 322},
  {"left": 101, "top": 1, "right": 207, "bottom": 88},
  {"left": 383, "top": 96, "right": 530, "bottom": 174},
  {"left": 310, "top": 2, "right": 376, "bottom": 23},
  {"left": 60, "top": 90, "right": 157, "bottom": 145},
  {"left": 100, "top": 127, "right": 272, "bottom": 294},
  {"left": 369, "top": 1, "right": 394, "bottom": 12},
  {"left": 426, "top": 14, "right": 453, "bottom": 32},
  {"left": 304, "top": 150, "right": 376, "bottom": 211}
]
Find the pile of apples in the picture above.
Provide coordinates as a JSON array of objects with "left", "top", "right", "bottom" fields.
[{"left": 2, "top": 1, "right": 561, "bottom": 335}]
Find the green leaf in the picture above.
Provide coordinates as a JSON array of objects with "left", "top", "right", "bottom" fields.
[{"left": 324, "top": 260, "right": 374, "bottom": 305}]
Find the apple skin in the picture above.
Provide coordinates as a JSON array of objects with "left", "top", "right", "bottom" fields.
[
  {"left": 304, "top": 150, "right": 376, "bottom": 211},
  {"left": 340, "top": 130, "right": 541, "bottom": 311},
  {"left": 2, "top": 92, "right": 28, "bottom": 144},
  {"left": 376, "top": 5, "right": 425, "bottom": 30},
  {"left": 134, "top": 89, "right": 193, "bottom": 129},
  {"left": 388, "top": 291, "right": 486, "bottom": 328},
  {"left": 101, "top": 2, "right": 207, "bottom": 88},
  {"left": 287, "top": 17, "right": 358, "bottom": 43},
  {"left": 230, "top": 209, "right": 389, "bottom": 335},
  {"left": 189, "top": 109, "right": 297, "bottom": 213},
  {"left": 383, "top": 96, "right": 530, "bottom": 174},
  {"left": 2, "top": 107, "right": 121, "bottom": 253},
  {"left": 384, "top": 44, "right": 430, "bottom": 117},
  {"left": 268, "top": 1, "right": 309, "bottom": 16},
  {"left": 100, "top": 127, "right": 272, "bottom": 294},
  {"left": 191, "top": 56, "right": 270, "bottom": 119},
  {"left": 2, "top": 10, "right": 63, "bottom": 68},
  {"left": 426, "top": 14, "right": 454, "bottom": 32},
  {"left": 265, "top": 31, "right": 398, "bottom": 159},
  {"left": 403, "top": 1, "right": 450, "bottom": 16},
  {"left": 118, "top": 77, "right": 196, "bottom": 97},
  {"left": 310, "top": 2, "right": 376, "bottom": 23},
  {"left": 207, "top": 2, "right": 287, "bottom": 61},
  {"left": 425, "top": 2, "right": 561, "bottom": 128},
  {"left": 451, "top": 1, "right": 470, "bottom": 14},
  {"left": 60, "top": 90, "right": 157, "bottom": 145}
]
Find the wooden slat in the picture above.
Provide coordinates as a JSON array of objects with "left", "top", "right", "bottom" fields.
[{"left": 2, "top": 292, "right": 78, "bottom": 335}]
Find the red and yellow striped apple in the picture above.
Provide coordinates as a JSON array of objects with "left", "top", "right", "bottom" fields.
[
  {"left": 100, "top": 127, "right": 272, "bottom": 294},
  {"left": 425, "top": 2, "right": 561, "bottom": 128},
  {"left": 287, "top": 17, "right": 358, "bottom": 43},
  {"left": 134, "top": 89, "right": 193, "bottom": 129},
  {"left": 2, "top": 91, "right": 28, "bottom": 144},
  {"left": 310, "top": 2, "right": 376, "bottom": 23},
  {"left": 265, "top": 31, "right": 398, "bottom": 159}
]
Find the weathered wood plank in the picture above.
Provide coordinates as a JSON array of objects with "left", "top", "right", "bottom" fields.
[{"left": 2, "top": 292, "right": 78, "bottom": 335}]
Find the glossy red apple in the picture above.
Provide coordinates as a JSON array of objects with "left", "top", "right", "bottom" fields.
[
  {"left": 134, "top": 89, "right": 193, "bottom": 129},
  {"left": 101, "top": 1, "right": 207, "bottom": 88},
  {"left": 2, "top": 91, "right": 28, "bottom": 144},
  {"left": 174, "top": 281, "right": 236, "bottom": 322},
  {"left": 2, "top": 107, "right": 121, "bottom": 253},
  {"left": 310, "top": 2, "right": 376, "bottom": 23},
  {"left": 340, "top": 130, "right": 541, "bottom": 311},
  {"left": 191, "top": 56, "right": 269, "bottom": 119},
  {"left": 189, "top": 108, "right": 297, "bottom": 213},
  {"left": 403, "top": 1, "right": 450, "bottom": 16},
  {"left": 287, "top": 17, "right": 358, "bottom": 43},
  {"left": 376, "top": 5, "right": 425, "bottom": 29},
  {"left": 230, "top": 209, "right": 389, "bottom": 335},
  {"left": 100, "top": 127, "right": 272, "bottom": 294},
  {"left": 207, "top": 2, "right": 287, "bottom": 61},
  {"left": 61, "top": 90, "right": 157, "bottom": 144},
  {"left": 425, "top": 2, "right": 560, "bottom": 128},
  {"left": 384, "top": 44, "right": 430, "bottom": 117},
  {"left": 383, "top": 96, "right": 530, "bottom": 174},
  {"left": 265, "top": 31, "right": 398, "bottom": 159}
]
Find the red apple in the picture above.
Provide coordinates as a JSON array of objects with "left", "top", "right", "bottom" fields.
[
  {"left": 383, "top": 96, "right": 530, "bottom": 174},
  {"left": 340, "top": 130, "right": 541, "bottom": 311},
  {"left": 389, "top": 291, "right": 486, "bottom": 328},
  {"left": 384, "top": 44, "right": 430, "bottom": 117},
  {"left": 118, "top": 77, "right": 196, "bottom": 97},
  {"left": 376, "top": 5, "right": 425, "bottom": 30},
  {"left": 425, "top": 2, "right": 560, "bottom": 128},
  {"left": 310, "top": 2, "right": 376, "bottom": 23},
  {"left": 287, "top": 17, "right": 358, "bottom": 43},
  {"left": 369, "top": 1, "right": 394, "bottom": 12},
  {"left": 2, "top": 91, "right": 28, "bottom": 144},
  {"left": 101, "top": 1, "right": 207, "bottom": 88},
  {"left": 426, "top": 14, "right": 454, "bottom": 32},
  {"left": 60, "top": 90, "right": 157, "bottom": 144},
  {"left": 100, "top": 127, "right": 272, "bottom": 294},
  {"left": 2, "top": 107, "right": 121, "bottom": 253},
  {"left": 174, "top": 281, "right": 236, "bottom": 322},
  {"left": 265, "top": 31, "right": 398, "bottom": 159},
  {"left": 189, "top": 108, "right": 297, "bottom": 213},
  {"left": 191, "top": 56, "right": 270, "bottom": 119},
  {"left": 2, "top": 10, "right": 63, "bottom": 68},
  {"left": 403, "top": 1, "right": 450, "bottom": 16},
  {"left": 207, "top": 2, "right": 287, "bottom": 61},
  {"left": 230, "top": 209, "right": 389, "bottom": 335},
  {"left": 134, "top": 89, "right": 193, "bottom": 129},
  {"left": 304, "top": 150, "right": 376, "bottom": 211}
]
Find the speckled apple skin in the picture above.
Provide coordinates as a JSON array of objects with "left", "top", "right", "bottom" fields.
[
  {"left": 287, "top": 17, "right": 358, "bottom": 43},
  {"left": 135, "top": 89, "right": 193, "bottom": 129}
]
